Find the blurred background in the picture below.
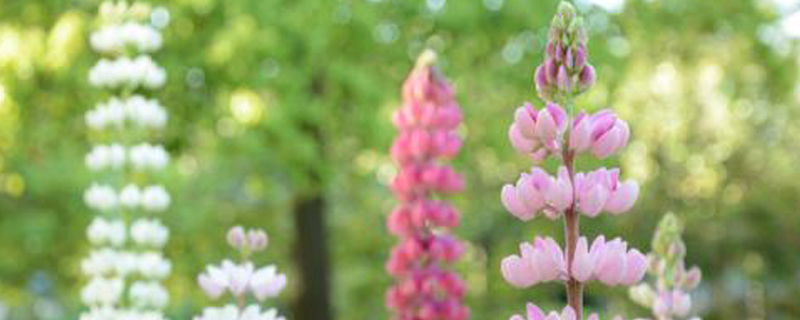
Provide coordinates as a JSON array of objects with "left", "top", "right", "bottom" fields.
[{"left": 0, "top": 0, "right": 799, "bottom": 319}]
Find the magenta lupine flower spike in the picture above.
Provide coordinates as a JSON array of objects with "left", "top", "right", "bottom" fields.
[
  {"left": 386, "top": 49, "right": 469, "bottom": 320},
  {"left": 629, "top": 214, "right": 703, "bottom": 320},
  {"left": 502, "top": 2, "right": 646, "bottom": 319}
]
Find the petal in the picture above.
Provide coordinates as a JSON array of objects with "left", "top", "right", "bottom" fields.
[
  {"left": 502, "top": 184, "right": 534, "bottom": 221},
  {"left": 526, "top": 302, "right": 546, "bottom": 320},
  {"left": 571, "top": 237, "right": 595, "bottom": 282},
  {"left": 510, "top": 124, "right": 538, "bottom": 153},
  {"left": 605, "top": 180, "right": 639, "bottom": 214}
]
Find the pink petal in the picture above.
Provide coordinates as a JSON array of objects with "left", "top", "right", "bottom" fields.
[
  {"left": 605, "top": 180, "right": 639, "bottom": 214},
  {"left": 502, "top": 184, "right": 533, "bottom": 221},
  {"left": 620, "top": 249, "right": 648, "bottom": 286},
  {"left": 510, "top": 124, "right": 537, "bottom": 153},
  {"left": 526, "top": 302, "right": 546, "bottom": 320},
  {"left": 515, "top": 106, "right": 537, "bottom": 138},
  {"left": 571, "top": 237, "right": 595, "bottom": 282}
]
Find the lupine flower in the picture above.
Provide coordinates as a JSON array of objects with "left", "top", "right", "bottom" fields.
[
  {"left": 573, "top": 168, "right": 639, "bottom": 216},
  {"left": 82, "top": 248, "right": 124, "bottom": 276},
  {"left": 130, "top": 218, "right": 169, "bottom": 248},
  {"left": 85, "top": 144, "right": 126, "bottom": 171},
  {"left": 91, "top": 22, "right": 163, "bottom": 53},
  {"left": 80, "top": 307, "right": 168, "bottom": 320},
  {"left": 509, "top": 303, "right": 624, "bottom": 320},
  {"left": 137, "top": 252, "right": 172, "bottom": 279},
  {"left": 82, "top": 3, "right": 171, "bottom": 318},
  {"left": 129, "top": 143, "right": 170, "bottom": 170},
  {"left": 198, "top": 260, "right": 287, "bottom": 301},
  {"left": 387, "top": 50, "right": 469, "bottom": 320},
  {"left": 87, "top": 217, "right": 126, "bottom": 247},
  {"left": 508, "top": 102, "right": 568, "bottom": 161},
  {"left": 119, "top": 184, "right": 142, "bottom": 208},
  {"left": 501, "top": 2, "right": 645, "bottom": 318},
  {"left": 129, "top": 281, "right": 169, "bottom": 309},
  {"left": 89, "top": 55, "right": 167, "bottom": 89},
  {"left": 193, "top": 305, "right": 286, "bottom": 320},
  {"left": 84, "top": 183, "right": 118, "bottom": 211},
  {"left": 86, "top": 96, "right": 169, "bottom": 130},
  {"left": 586, "top": 111, "right": 630, "bottom": 159},
  {"left": 501, "top": 237, "right": 567, "bottom": 287},
  {"left": 571, "top": 236, "right": 647, "bottom": 286},
  {"left": 629, "top": 214, "right": 703, "bottom": 320},
  {"left": 81, "top": 276, "right": 125, "bottom": 305},
  {"left": 141, "top": 185, "right": 171, "bottom": 211}
]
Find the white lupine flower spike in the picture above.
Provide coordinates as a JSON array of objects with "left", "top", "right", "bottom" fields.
[{"left": 81, "top": 3, "right": 171, "bottom": 319}]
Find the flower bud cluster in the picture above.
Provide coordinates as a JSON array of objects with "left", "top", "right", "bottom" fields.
[
  {"left": 81, "top": 3, "right": 171, "bottom": 319},
  {"left": 534, "top": 2, "right": 595, "bottom": 102},
  {"left": 386, "top": 50, "right": 469, "bottom": 320},
  {"left": 629, "top": 214, "right": 703, "bottom": 320},
  {"left": 194, "top": 227, "right": 287, "bottom": 320}
]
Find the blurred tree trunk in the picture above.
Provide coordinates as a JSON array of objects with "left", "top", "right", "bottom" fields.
[
  {"left": 292, "top": 71, "right": 333, "bottom": 320},
  {"left": 293, "top": 192, "right": 332, "bottom": 320}
]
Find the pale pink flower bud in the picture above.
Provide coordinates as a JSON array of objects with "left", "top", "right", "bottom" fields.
[
  {"left": 556, "top": 65, "right": 570, "bottom": 92},
  {"left": 535, "top": 65, "right": 550, "bottom": 93},
  {"left": 226, "top": 226, "right": 246, "bottom": 250},
  {"left": 681, "top": 266, "right": 702, "bottom": 290},
  {"left": 574, "top": 44, "right": 587, "bottom": 70},
  {"left": 579, "top": 64, "right": 596, "bottom": 92},
  {"left": 247, "top": 229, "right": 268, "bottom": 252}
]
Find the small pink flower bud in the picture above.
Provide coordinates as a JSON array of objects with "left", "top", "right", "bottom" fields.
[
  {"left": 556, "top": 65, "right": 570, "bottom": 92},
  {"left": 579, "top": 64, "right": 596, "bottom": 91},
  {"left": 226, "top": 226, "right": 246, "bottom": 250},
  {"left": 247, "top": 229, "right": 268, "bottom": 252}
]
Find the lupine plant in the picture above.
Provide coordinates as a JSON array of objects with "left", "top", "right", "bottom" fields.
[
  {"left": 499, "top": 2, "right": 646, "bottom": 319},
  {"left": 386, "top": 50, "right": 469, "bottom": 320},
  {"left": 80, "top": 2, "right": 171, "bottom": 320},
  {"left": 629, "top": 214, "right": 702, "bottom": 320},
  {"left": 194, "top": 226, "right": 288, "bottom": 320}
]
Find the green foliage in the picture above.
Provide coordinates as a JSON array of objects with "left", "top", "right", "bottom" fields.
[{"left": 0, "top": 0, "right": 798, "bottom": 319}]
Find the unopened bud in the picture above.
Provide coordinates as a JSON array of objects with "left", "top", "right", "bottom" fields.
[
  {"left": 557, "top": 1, "right": 577, "bottom": 22},
  {"left": 227, "top": 226, "right": 246, "bottom": 250},
  {"left": 629, "top": 283, "right": 656, "bottom": 308},
  {"left": 681, "top": 266, "right": 702, "bottom": 290},
  {"left": 248, "top": 229, "right": 269, "bottom": 252}
]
